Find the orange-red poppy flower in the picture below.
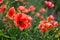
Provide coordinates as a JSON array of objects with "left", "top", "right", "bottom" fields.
[
  {"left": 40, "top": 8, "right": 46, "bottom": 13},
  {"left": 6, "top": 7, "right": 16, "bottom": 20},
  {"left": 52, "top": 21, "right": 58, "bottom": 27},
  {"left": 28, "top": 5, "right": 35, "bottom": 12},
  {"left": 35, "top": 12, "right": 40, "bottom": 17},
  {"left": 0, "top": 4, "right": 7, "bottom": 13},
  {"left": 45, "top": 22, "right": 53, "bottom": 29},
  {"left": 47, "top": 15, "right": 54, "bottom": 21},
  {"left": 17, "top": 6, "right": 29, "bottom": 13},
  {"left": 38, "top": 20, "right": 53, "bottom": 33},
  {"left": 44, "top": 1, "right": 54, "bottom": 8},
  {"left": 0, "top": 0, "right": 3, "bottom": 4},
  {"left": 14, "top": 13, "right": 29, "bottom": 31}
]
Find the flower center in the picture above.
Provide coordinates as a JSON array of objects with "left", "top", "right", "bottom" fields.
[{"left": 18, "top": 20, "right": 22, "bottom": 25}]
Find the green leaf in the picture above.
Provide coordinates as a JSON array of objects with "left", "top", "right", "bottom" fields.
[{"left": 0, "top": 30, "right": 3, "bottom": 34}]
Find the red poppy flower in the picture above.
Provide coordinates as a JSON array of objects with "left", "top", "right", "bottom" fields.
[
  {"left": 0, "top": 0, "right": 3, "bottom": 4},
  {"left": 28, "top": 5, "right": 35, "bottom": 12},
  {"left": 0, "top": 7, "right": 3, "bottom": 13},
  {"left": 14, "top": 13, "right": 29, "bottom": 31},
  {"left": 38, "top": 20, "right": 53, "bottom": 33},
  {"left": 47, "top": 15, "right": 54, "bottom": 21},
  {"left": 40, "top": 8, "right": 46, "bottom": 13},
  {"left": 38, "top": 20, "right": 47, "bottom": 30},
  {"left": 17, "top": 6, "right": 28, "bottom": 13},
  {"left": 0, "top": 4, "right": 7, "bottom": 13},
  {"left": 44, "top": 1, "right": 54, "bottom": 8},
  {"left": 35, "top": 12, "right": 40, "bottom": 17},
  {"left": 40, "top": 29, "right": 46, "bottom": 33},
  {"left": 6, "top": 7, "right": 16, "bottom": 20},
  {"left": 52, "top": 21, "right": 58, "bottom": 27},
  {"left": 45, "top": 22, "right": 53, "bottom": 29}
]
